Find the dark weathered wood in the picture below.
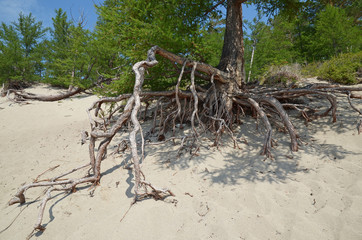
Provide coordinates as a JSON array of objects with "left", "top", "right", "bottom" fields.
[
  {"left": 154, "top": 46, "right": 230, "bottom": 83},
  {"left": 218, "top": 0, "right": 247, "bottom": 87}
]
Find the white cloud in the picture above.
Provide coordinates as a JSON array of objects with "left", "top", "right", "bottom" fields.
[{"left": 0, "top": 0, "right": 42, "bottom": 23}]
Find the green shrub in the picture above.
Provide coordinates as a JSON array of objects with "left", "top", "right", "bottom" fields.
[
  {"left": 301, "top": 62, "right": 322, "bottom": 77},
  {"left": 317, "top": 51, "right": 362, "bottom": 85}
]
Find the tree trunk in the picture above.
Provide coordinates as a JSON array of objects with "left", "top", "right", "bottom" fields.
[
  {"left": 218, "top": 0, "right": 246, "bottom": 88},
  {"left": 214, "top": 0, "right": 246, "bottom": 122},
  {"left": 247, "top": 39, "right": 256, "bottom": 83}
]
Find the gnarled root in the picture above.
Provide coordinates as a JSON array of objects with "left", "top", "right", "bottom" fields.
[
  {"left": 247, "top": 98, "right": 273, "bottom": 158},
  {"left": 8, "top": 46, "right": 362, "bottom": 235}
]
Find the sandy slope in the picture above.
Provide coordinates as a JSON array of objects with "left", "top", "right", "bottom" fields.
[{"left": 0, "top": 83, "right": 361, "bottom": 240}]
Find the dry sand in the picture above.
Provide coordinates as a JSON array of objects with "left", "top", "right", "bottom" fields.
[{"left": 0, "top": 82, "right": 361, "bottom": 240}]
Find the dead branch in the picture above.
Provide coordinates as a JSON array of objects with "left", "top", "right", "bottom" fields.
[
  {"left": 8, "top": 87, "right": 82, "bottom": 102},
  {"left": 154, "top": 46, "right": 230, "bottom": 83}
]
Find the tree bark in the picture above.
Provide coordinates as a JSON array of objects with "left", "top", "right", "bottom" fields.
[
  {"left": 218, "top": 0, "right": 246, "bottom": 88},
  {"left": 212, "top": 0, "right": 247, "bottom": 120}
]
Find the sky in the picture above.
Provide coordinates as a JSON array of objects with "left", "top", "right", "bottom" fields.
[
  {"left": 0, "top": 0, "right": 103, "bottom": 30},
  {"left": 0, "top": 0, "right": 259, "bottom": 33}
]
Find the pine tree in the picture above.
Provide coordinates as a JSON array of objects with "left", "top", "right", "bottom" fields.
[
  {"left": 0, "top": 23, "right": 23, "bottom": 90},
  {"left": 312, "top": 5, "right": 361, "bottom": 59},
  {"left": 44, "top": 9, "right": 96, "bottom": 89},
  {"left": 94, "top": 0, "right": 217, "bottom": 92},
  {"left": 0, "top": 13, "right": 46, "bottom": 93},
  {"left": 14, "top": 13, "right": 47, "bottom": 81}
]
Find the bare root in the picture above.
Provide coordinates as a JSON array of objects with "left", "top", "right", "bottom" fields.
[
  {"left": 7, "top": 45, "right": 362, "bottom": 235},
  {"left": 247, "top": 98, "right": 273, "bottom": 158}
]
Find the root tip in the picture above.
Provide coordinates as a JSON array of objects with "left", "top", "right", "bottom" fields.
[
  {"left": 8, "top": 194, "right": 25, "bottom": 205},
  {"left": 34, "top": 224, "right": 46, "bottom": 232}
]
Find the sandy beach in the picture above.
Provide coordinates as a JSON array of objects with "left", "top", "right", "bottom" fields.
[{"left": 0, "top": 82, "right": 361, "bottom": 240}]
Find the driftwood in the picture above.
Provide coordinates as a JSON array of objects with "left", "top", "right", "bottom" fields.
[{"left": 7, "top": 87, "right": 82, "bottom": 102}]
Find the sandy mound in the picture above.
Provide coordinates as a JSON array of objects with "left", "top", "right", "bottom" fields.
[{"left": 0, "top": 83, "right": 361, "bottom": 240}]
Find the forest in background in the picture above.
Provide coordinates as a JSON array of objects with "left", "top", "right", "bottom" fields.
[{"left": 0, "top": 0, "right": 361, "bottom": 95}]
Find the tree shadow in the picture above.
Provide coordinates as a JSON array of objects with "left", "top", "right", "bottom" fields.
[
  {"left": 146, "top": 100, "right": 361, "bottom": 187},
  {"left": 16, "top": 95, "right": 362, "bottom": 237},
  {"left": 205, "top": 106, "right": 360, "bottom": 185},
  {"left": 202, "top": 142, "right": 357, "bottom": 186}
]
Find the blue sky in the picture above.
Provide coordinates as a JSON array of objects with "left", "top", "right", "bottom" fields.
[
  {"left": 0, "top": 0, "right": 103, "bottom": 30},
  {"left": 0, "top": 0, "right": 259, "bottom": 33}
]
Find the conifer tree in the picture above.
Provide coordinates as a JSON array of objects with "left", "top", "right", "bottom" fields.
[
  {"left": 0, "top": 13, "right": 46, "bottom": 93},
  {"left": 95, "top": 0, "right": 217, "bottom": 92},
  {"left": 0, "top": 23, "right": 22, "bottom": 91},
  {"left": 312, "top": 5, "right": 361, "bottom": 59},
  {"left": 45, "top": 9, "right": 96, "bottom": 89}
]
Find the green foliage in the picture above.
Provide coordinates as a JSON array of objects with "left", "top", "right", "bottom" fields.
[
  {"left": 301, "top": 61, "right": 322, "bottom": 77},
  {"left": 0, "top": 23, "right": 23, "bottom": 85},
  {"left": 252, "top": 0, "right": 306, "bottom": 16},
  {"left": 306, "top": 0, "right": 362, "bottom": 23},
  {"left": 51, "top": 8, "right": 71, "bottom": 49},
  {"left": 44, "top": 9, "right": 96, "bottom": 89},
  {"left": 311, "top": 5, "right": 361, "bottom": 60},
  {"left": 0, "top": 13, "right": 47, "bottom": 87},
  {"left": 98, "top": 67, "right": 135, "bottom": 96},
  {"left": 14, "top": 13, "right": 47, "bottom": 58},
  {"left": 317, "top": 51, "right": 362, "bottom": 84},
  {"left": 193, "top": 13, "right": 224, "bottom": 67},
  {"left": 244, "top": 15, "right": 297, "bottom": 82},
  {"left": 1, "top": 1, "right": 361, "bottom": 93},
  {"left": 94, "top": 0, "right": 220, "bottom": 94},
  {"left": 244, "top": 2, "right": 362, "bottom": 84}
]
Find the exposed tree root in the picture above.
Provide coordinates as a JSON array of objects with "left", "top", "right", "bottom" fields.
[
  {"left": 247, "top": 98, "right": 273, "bottom": 158},
  {"left": 7, "top": 46, "right": 362, "bottom": 235}
]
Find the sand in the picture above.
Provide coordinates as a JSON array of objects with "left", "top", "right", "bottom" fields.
[{"left": 0, "top": 82, "right": 361, "bottom": 240}]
